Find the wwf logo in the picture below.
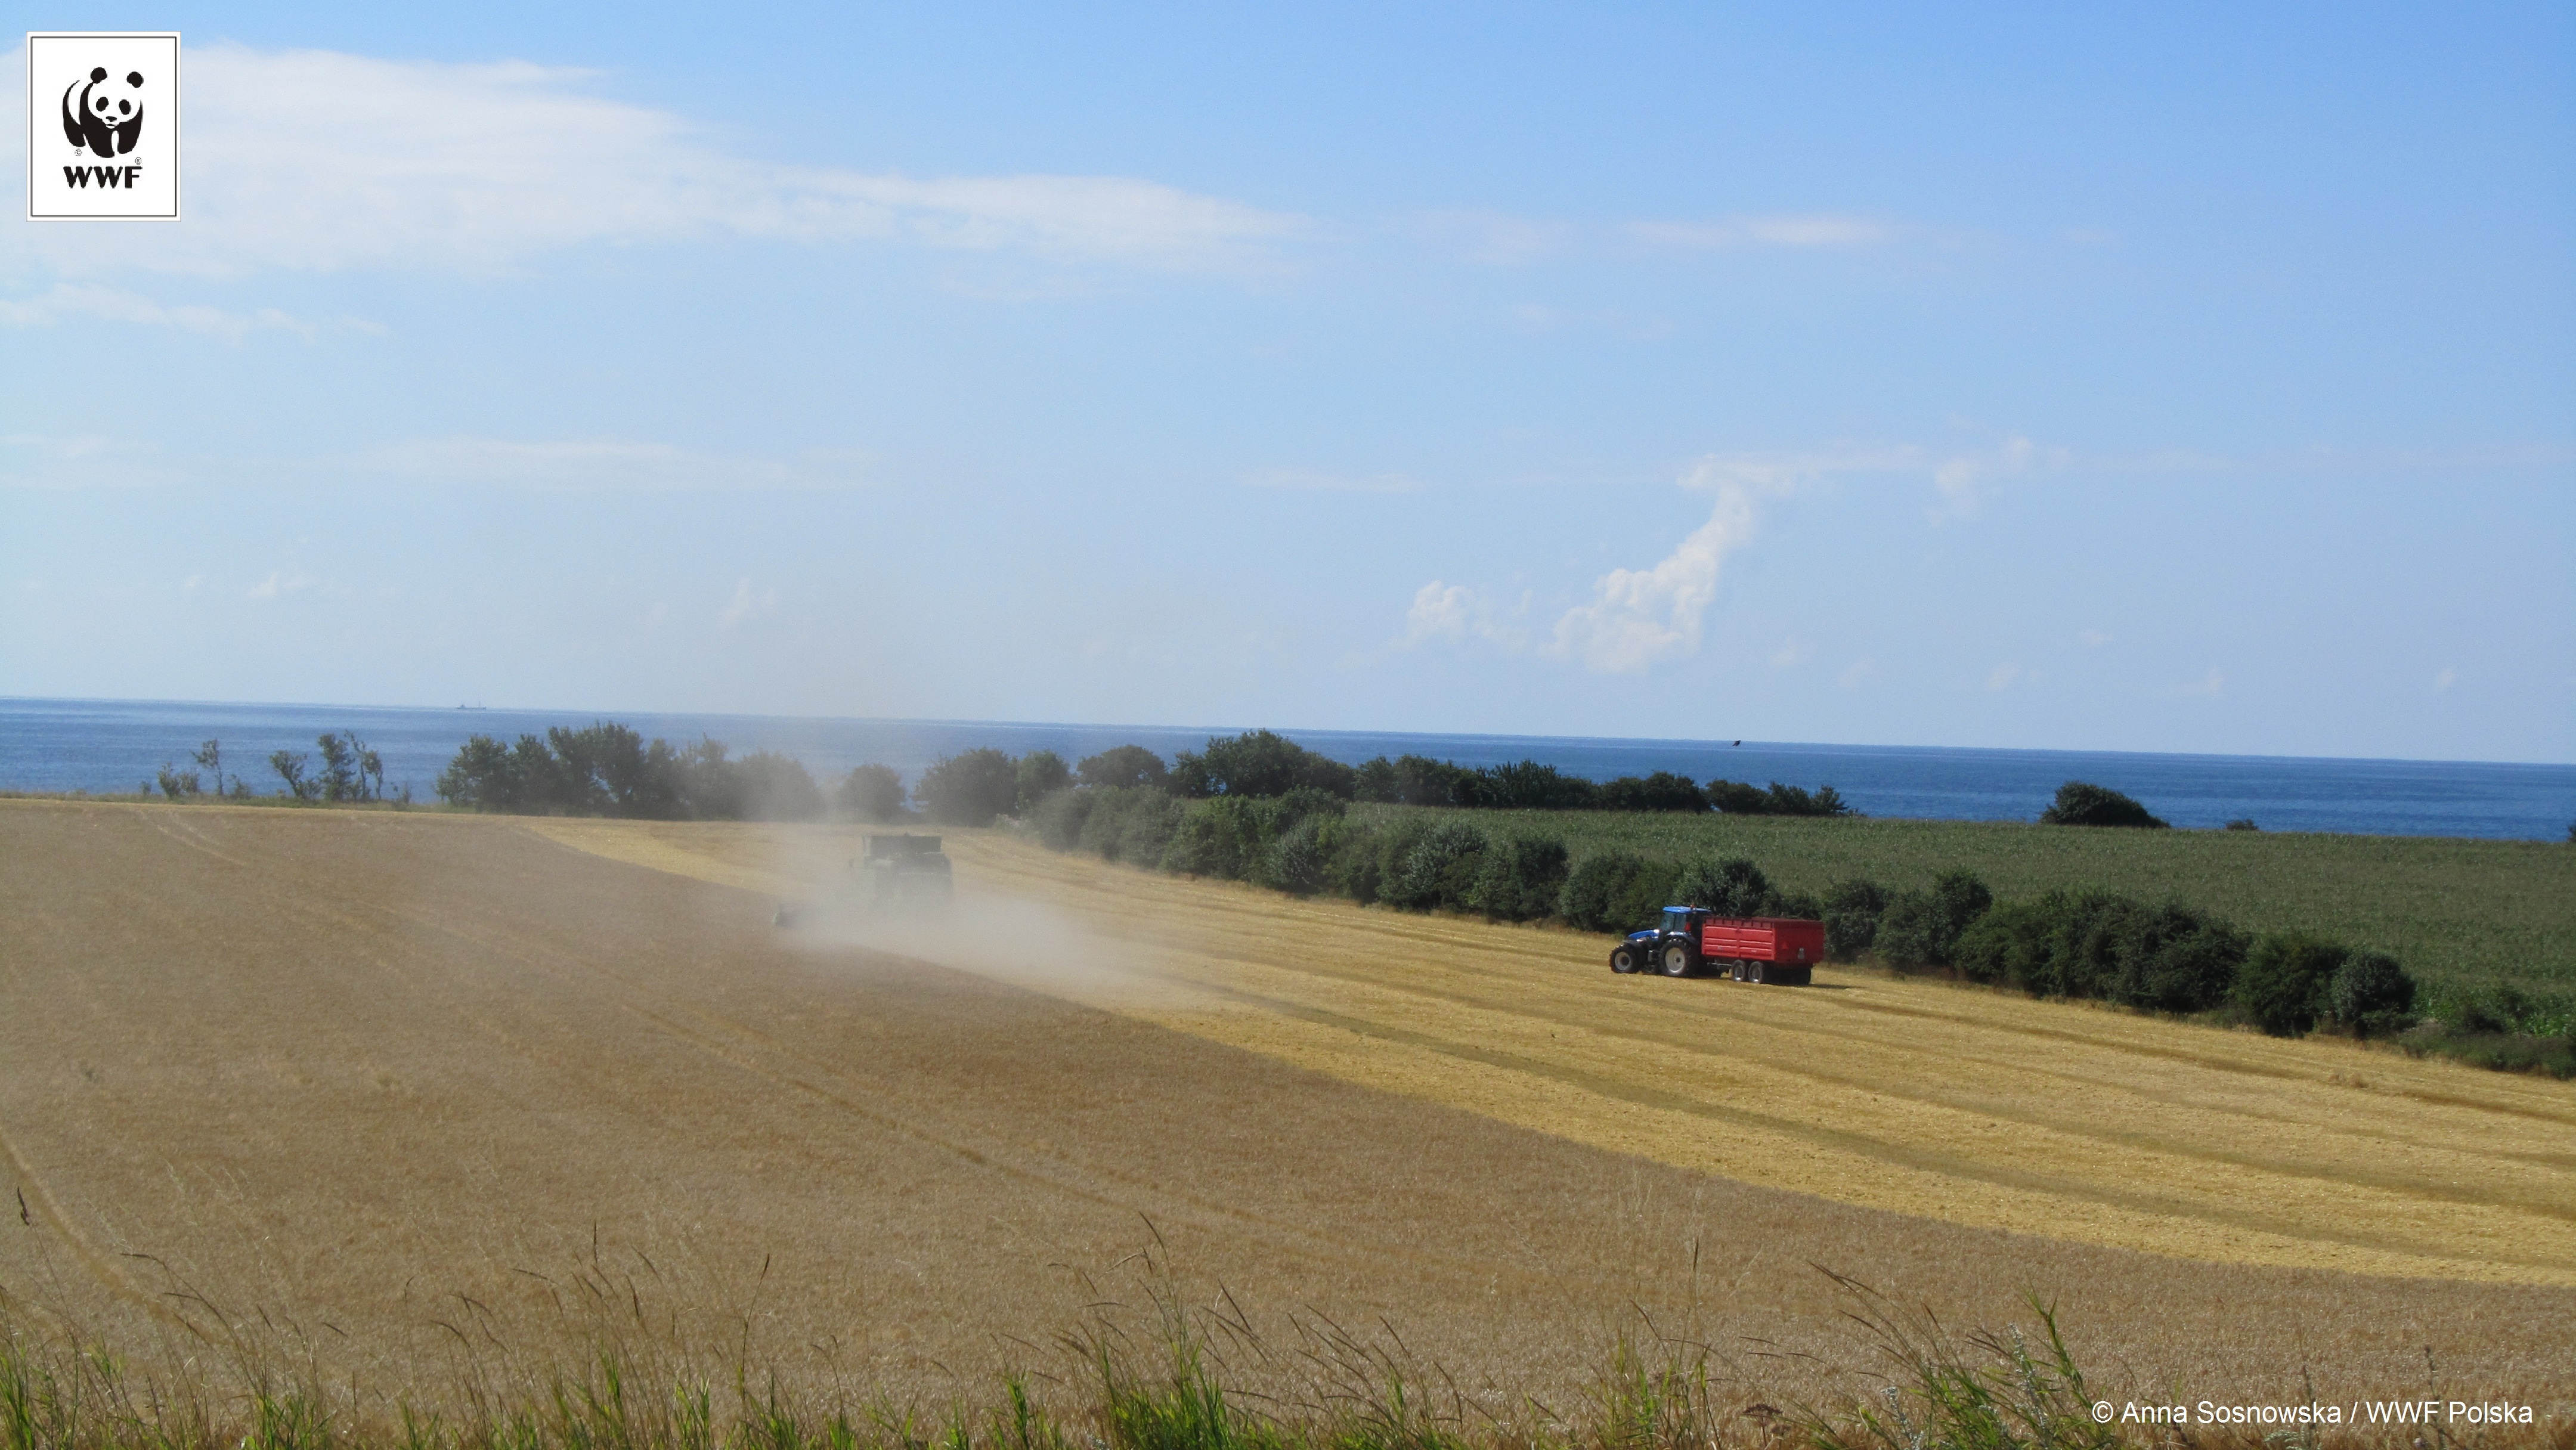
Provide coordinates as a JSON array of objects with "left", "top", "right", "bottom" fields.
[
  {"left": 26, "top": 32, "right": 179, "bottom": 221},
  {"left": 63, "top": 66, "right": 148, "bottom": 160}
]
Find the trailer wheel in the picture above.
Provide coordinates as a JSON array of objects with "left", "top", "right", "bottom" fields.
[
  {"left": 1610, "top": 944, "right": 1640, "bottom": 974},
  {"left": 1661, "top": 942, "right": 1696, "bottom": 978}
]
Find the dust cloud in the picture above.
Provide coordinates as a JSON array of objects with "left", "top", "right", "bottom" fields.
[{"left": 759, "top": 832, "right": 1184, "bottom": 1011}]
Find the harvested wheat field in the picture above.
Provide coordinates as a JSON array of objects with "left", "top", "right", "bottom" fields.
[{"left": 4, "top": 800, "right": 2572, "bottom": 1418}]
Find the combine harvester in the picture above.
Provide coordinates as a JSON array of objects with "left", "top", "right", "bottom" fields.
[
  {"left": 773, "top": 833, "right": 953, "bottom": 927},
  {"left": 1609, "top": 907, "right": 1822, "bottom": 984}
]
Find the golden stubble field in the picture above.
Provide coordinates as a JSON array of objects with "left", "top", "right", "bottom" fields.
[{"left": 3, "top": 801, "right": 2572, "bottom": 1414}]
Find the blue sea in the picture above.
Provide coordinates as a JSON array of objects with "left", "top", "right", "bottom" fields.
[{"left": 3, "top": 696, "right": 2571, "bottom": 841}]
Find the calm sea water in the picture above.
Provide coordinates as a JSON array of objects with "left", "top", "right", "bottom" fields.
[{"left": 4, "top": 696, "right": 2571, "bottom": 841}]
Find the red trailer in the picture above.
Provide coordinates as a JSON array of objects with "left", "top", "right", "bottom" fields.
[
  {"left": 1612, "top": 907, "right": 1824, "bottom": 984},
  {"left": 1699, "top": 916, "right": 1823, "bottom": 984}
]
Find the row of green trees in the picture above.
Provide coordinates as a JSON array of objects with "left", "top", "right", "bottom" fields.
[
  {"left": 421, "top": 726, "right": 1864, "bottom": 826},
  {"left": 1024, "top": 776, "right": 2422, "bottom": 1042},
  {"left": 1166, "top": 729, "right": 1858, "bottom": 816},
  {"left": 435, "top": 724, "right": 829, "bottom": 820},
  {"left": 147, "top": 735, "right": 405, "bottom": 804}
]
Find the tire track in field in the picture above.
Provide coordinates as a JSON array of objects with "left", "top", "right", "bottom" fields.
[
  {"left": 1163, "top": 930, "right": 2576, "bottom": 1228},
  {"left": 964, "top": 842, "right": 2576, "bottom": 1226},
  {"left": 942, "top": 831, "right": 2576, "bottom": 1283},
  {"left": 136, "top": 812, "right": 1630, "bottom": 1299}
]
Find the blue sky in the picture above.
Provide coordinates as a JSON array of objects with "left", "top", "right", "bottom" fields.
[{"left": 4, "top": 3, "right": 2571, "bottom": 762}]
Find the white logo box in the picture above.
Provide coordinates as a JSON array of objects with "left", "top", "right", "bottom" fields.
[{"left": 27, "top": 32, "right": 181, "bottom": 220}]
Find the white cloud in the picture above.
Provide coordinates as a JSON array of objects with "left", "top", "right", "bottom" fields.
[
  {"left": 2079, "top": 629, "right": 2113, "bottom": 648},
  {"left": 1420, "top": 210, "right": 1569, "bottom": 265},
  {"left": 1929, "top": 436, "right": 2054, "bottom": 523},
  {"left": 719, "top": 578, "right": 779, "bottom": 627},
  {"left": 1547, "top": 456, "right": 1789, "bottom": 672},
  {"left": 1628, "top": 215, "right": 1890, "bottom": 250},
  {"left": 2175, "top": 668, "right": 2225, "bottom": 698},
  {"left": 1400, "top": 582, "right": 1522, "bottom": 649},
  {"left": 1985, "top": 661, "right": 2035, "bottom": 692},
  {"left": 0, "top": 283, "right": 359, "bottom": 340},
  {"left": 0, "top": 432, "right": 179, "bottom": 489},
  {"left": 364, "top": 436, "right": 872, "bottom": 490},
  {"left": 1770, "top": 638, "right": 1804, "bottom": 668},
  {"left": 1509, "top": 302, "right": 1674, "bottom": 340},
  {"left": 1244, "top": 467, "right": 1426, "bottom": 494},
  {"left": 2434, "top": 667, "right": 2458, "bottom": 693},
  {"left": 2, "top": 44, "right": 1304, "bottom": 277},
  {"left": 181, "top": 574, "right": 202, "bottom": 593},
  {"left": 1837, "top": 657, "right": 1876, "bottom": 690},
  {"left": 247, "top": 571, "right": 315, "bottom": 599}
]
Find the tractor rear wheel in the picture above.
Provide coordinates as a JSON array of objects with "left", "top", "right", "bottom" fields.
[
  {"left": 1610, "top": 944, "right": 1640, "bottom": 974},
  {"left": 1661, "top": 942, "right": 1696, "bottom": 978}
]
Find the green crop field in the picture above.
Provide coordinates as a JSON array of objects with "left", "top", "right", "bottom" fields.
[{"left": 1367, "top": 805, "right": 2576, "bottom": 999}]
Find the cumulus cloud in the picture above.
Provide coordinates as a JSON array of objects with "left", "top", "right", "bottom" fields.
[
  {"left": 2175, "top": 668, "right": 2225, "bottom": 698},
  {"left": 1627, "top": 214, "right": 1890, "bottom": 249},
  {"left": 2433, "top": 667, "right": 2458, "bottom": 693},
  {"left": 1547, "top": 456, "right": 1789, "bottom": 672},
  {"left": 1928, "top": 435, "right": 2059, "bottom": 522},
  {"left": 246, "top": 571, "right": 316, "bottom": 599},
  {"left": 1985, "top": 661, "right": 2036, "bottom": 692},
  {"left": 719, "top": 578, "right": 779, "bottom": 627},
  {"left": 1400, "top": 582, "right": 1523, "bottom": 649},
  {"left": 2, "top": 44, "right": 1304, "bottom": 277}
]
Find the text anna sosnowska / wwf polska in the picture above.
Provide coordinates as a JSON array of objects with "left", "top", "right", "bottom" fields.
[{"left": 2095, "top": 1399, "right": 2540, "bottom": 1428}]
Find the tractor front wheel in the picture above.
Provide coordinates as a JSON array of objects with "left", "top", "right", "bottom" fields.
[{"left": 1610, "top": 944, "right": 1640, "bottom": 974}]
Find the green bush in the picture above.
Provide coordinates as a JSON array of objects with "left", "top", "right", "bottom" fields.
[
  {"left": 1383, "top": 820, "right": 1491, "bottom": 912},
  {"left": 1162, "top": 797, "right": 1262, "bottom": 879},
  {"left": 1258, "top": 813, "right": 1336, "bottom": 896},
  {"left": 915, "top": 748, "right": 1021, "bottom": 826},
  {"left": 1673, "top": 856, "right": 1770, "bottom": 916},
  {"left": 1470, "top": 834, "right": 1570, "bottom": 921},
  {"left": 1704, "top": 779, "right": 1856, "bottom": 816},
  {"left": 835, "top": 763, "right": 908, "bottom": 822},
  {"left": 1764, "top": 888, "right": 1824, "bottom": 921},
  {"left": 1822, "top": 879, "right": 1888, "bottom": 961},
  {"left": 1354, "top": 754, "right": 1472, "bottom": 806},
  {"left": 1078, "top": 788, "right": 1187, "bottom": 866},
  {"left": 1015, "top": 751, "right": 1073, "bottom": 814},
  {"left": 1328, "top": 816, "right": 1401, "bottom": 904},
  {"left": 2236, "top": 931, "right": 2348, "bottom": 1036},
  {"left": 1953, "top": 896, "right": 2058, "bottom": 987},
  {"left": 1172, "top": 730, "right": 1358, "bottom": 800},
  {"left": 1559, "top": 851, "right": 1645, "bottom": 932},
  {"left": 1028, "top": 787, "right": 1095, "bottom": 850},
  {"left": 1874, "top": 870, "right": 1992, "bottom": 969},
  {"left": 1078, "top": 745, "right": 1170, "bottom": 792},
  {"left": 2105, "top": 903, "right": 2247, "bottom": 1012},
  {"left": 2329, "top": 950, "right": 2417, "bottom": 1036},
  {"left": 1593, "top": 772, "right": 1707, "bottom": 812},
  {"left": 1609, "top": 859, "right": 1685, "bottom": 935},
  {"left": 2039, "top": 780, "right": 2169, "bottom": 829}
]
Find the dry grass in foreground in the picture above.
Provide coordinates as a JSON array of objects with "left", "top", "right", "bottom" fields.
[{"left": 7, "top": 1247, "right": 2566, "bottom": 1450}]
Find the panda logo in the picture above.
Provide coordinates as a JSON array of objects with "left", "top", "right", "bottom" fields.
[{"left": 62, "top": 66, "right": 146, "bottom": 159}]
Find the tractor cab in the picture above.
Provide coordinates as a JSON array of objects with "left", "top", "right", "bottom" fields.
[{"left": 1612, "top": 906, "right": 1708, "bottom": 977}]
